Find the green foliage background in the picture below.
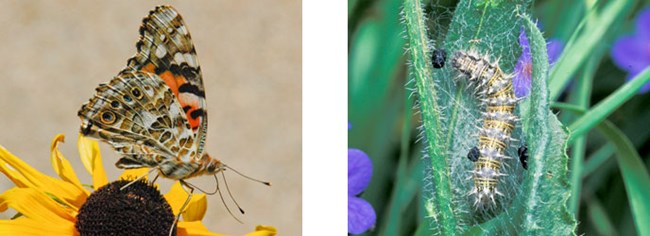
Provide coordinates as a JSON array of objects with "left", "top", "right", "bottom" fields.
[{"left": 349, "top": 0, "right": 650, "bottom": 235}]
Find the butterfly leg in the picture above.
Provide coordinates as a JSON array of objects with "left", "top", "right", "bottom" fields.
[
  {"left": 150, "top": 172, "right": 160, "bottom": 185},
  {"left": 120, "top": 167, "right": 157, "bottom": 191},
  {"left": 169, "top": 179, "right": 194, "bottom": 236}
]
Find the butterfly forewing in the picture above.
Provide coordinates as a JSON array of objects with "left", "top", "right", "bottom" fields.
[{"left": 126, "top": 5, "right": 208, "bottom": 157}]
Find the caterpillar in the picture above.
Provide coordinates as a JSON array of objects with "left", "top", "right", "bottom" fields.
[{"left": 451, "top": 50, "right": 519, "bottom": 206}]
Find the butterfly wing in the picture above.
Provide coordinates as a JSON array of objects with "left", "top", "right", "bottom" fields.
[
  {"left": 126, "top": 5, "right": 208, "bottom": 156},
  {"left": 78, "top": 71, "right": 199, "bottom": 169}
]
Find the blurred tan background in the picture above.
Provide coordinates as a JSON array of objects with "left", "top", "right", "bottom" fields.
[{"left": 0, "top": 1, "right": 301, "bottom": 235}]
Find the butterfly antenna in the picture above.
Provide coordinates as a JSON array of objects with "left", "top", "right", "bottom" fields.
[
  {"left": 214, "top": 176, "right": 244, "bottom": 224},
  {"left": 120, "top": 168, "right": 157, "bottom": 191},
  {"left": 223, "top": 164, "right": 271, "bottom": 186},
  {"left": 221, "top": 171, "right": 245, "bottom": 214}
]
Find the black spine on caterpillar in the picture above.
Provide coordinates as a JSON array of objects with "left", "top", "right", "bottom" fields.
[{"left": 451, "top": 50, "right": 520, "bottom": 206}]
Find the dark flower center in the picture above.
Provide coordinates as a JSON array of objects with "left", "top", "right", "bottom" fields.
[{"left": 75, "top": 180, "right": 176, "bottom": 236}]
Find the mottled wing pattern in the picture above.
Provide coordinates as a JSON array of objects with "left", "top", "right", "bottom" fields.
[
  {"left": 78, "top": 71, "right": 199, "bottom": 170},
  {"left": 126, "top": 5, "right": 208, "bottom": 156}
]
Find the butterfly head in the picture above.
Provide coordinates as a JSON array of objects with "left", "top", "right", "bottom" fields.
[{"left": 200, "top": 153, "right": 226, "bottom": 175}]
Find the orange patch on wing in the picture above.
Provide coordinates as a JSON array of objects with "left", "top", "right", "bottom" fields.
[
  {"left": 185, "top": 108, "right": 201, "bottom": 131},
  {"left": 141, "top": 65, "right": 201, "bottom": 130},
  {"left": 179, "top": 96, "right": 201, "bottom": 131},
  {"left": 142, "top": 63, "right": 156, "bottom": 74},
  {"left": 158, "top": 70, "right": 189, "bottom": 99}
]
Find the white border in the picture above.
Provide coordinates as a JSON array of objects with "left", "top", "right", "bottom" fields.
[{"left": 303, "top": 0, "right": 348, "bottom": 234}]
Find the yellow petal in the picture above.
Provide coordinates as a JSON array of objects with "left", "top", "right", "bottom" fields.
[
  {"left": 77, "top": 134, "right": 95, "bottom": 174},
  {"left": 0, "top": 188, "right": 76, "bottom": 225},
  {"left": 0, "top": 149, "right": 29, "bottom": 189},
  {"left": 176, "top": 221, "right": 223, "bottom": 236},
  {"left": 245, "top": 225, "right": 278, "bottom": 236},
  {"left": 182, "top": 191, "right": 206, "bottom": 221},
  {"left": 164, "top": 182, "right": 190, "bottom": 216},
  {"left": 0, "top": 217, "right": 77, "bottom": 236},
  {"left": 50, "top": 134, "right": 86, "bottom": 194},
  {"left": 164, "top": 182, "right": 206, "bottom": 218},
  {"left": 0, "top": 143, "right": 87, "bottom": 207},
  {"left": 77, "top": 134, "right": 108, "bottom": 189},
  {"left": 119, "top": 168, "right": 150, "bottom": 181}
]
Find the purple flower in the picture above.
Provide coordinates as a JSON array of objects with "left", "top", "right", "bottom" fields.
[
  {"left": 348, "top": 148, "right": 376, "bottom": 234},
  {"left": 513, "top": 28, "right": 564, "bottom": 97},
  {"left": 611, "top": 8, "right": 650, "bottom": 93}
]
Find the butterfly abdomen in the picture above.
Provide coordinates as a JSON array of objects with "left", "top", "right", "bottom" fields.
[
  {"left": 452, "top": 50, "right": 519, "bottom": 206},
  {"left": 158, "top": 153, "right": 223, "bottom": 179}
]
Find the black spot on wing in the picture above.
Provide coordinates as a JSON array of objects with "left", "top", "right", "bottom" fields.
[
  {"left": 136, "top": 41, "right": 144, "bottom": 51},
  {"left": 126, "top": 58, "right": 136, "bottom": 67},
  {"left": 153, "top": 60, "right": 170, "bottom": 74},
  {"left": 180, "top": 64, "right": 200, "bottom": 82},
  {"left": 190, "top": 109, "right": 204, "bottom": 119},
  {"left": 178, "top": 83, "right": 205, "bottom": 97},
  {"left": 183, "top": 106, "right": 192, "bottom": 113},
  {"left": 169, "top": 63, "right": 201, "bottom": 85},
  {"left": 169, "top": 64, "right": 181, "bottom": 74}
]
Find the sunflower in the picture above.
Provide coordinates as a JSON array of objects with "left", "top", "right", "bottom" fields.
[{"left": 0, "top": 134, "right": 276, "bottom": 236}]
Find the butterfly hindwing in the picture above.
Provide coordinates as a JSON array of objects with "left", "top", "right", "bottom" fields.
[
  {"left": 126, "top": 5, "right": 208, "bottom": 156},
  {"left": 78, "top": 70, "right": 199, "bottom": 168}
]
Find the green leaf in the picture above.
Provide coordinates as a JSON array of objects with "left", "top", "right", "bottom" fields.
[
  {"left": 543, "top": 100, "right": 650, "bottom": 235},
  {"left": 348, "top": 0, "right": 407, "bottom": 229},
  {"left": 379, "top": 83, "right": 421, "bottom": 235},
  {"left": 586, "top": 199, "right": 617, "bottom": 236},
  {"left": 568, "top": 67, "right": 650, "bottom": 144},
  {"left": 514, "top": 14, "right": 576, "bottom": 235},
  {"left": 548, "top": 0, "right": 634, "bottom": 101},
  {"left": 595, "top": 121, "right": 650, "bottom": 236},
  {"left": 403, "top": 0, "right": 453, "bottom": 234}
]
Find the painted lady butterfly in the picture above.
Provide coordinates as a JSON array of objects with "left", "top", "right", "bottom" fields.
[
  {"left": 77, "top": 5, "right": 268, "bottom": 233},
  {"left": 451, "top": 50, "right": 519, "bottom": 206}
]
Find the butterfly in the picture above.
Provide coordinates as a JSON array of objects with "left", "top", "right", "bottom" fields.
[{"left": 77, "top": 5, "right": 268, "bottom": 233}]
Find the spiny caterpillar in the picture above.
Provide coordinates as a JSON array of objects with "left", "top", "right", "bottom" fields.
[{"left": 451, "top": 50, "right": 519, "bottom": 206}]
